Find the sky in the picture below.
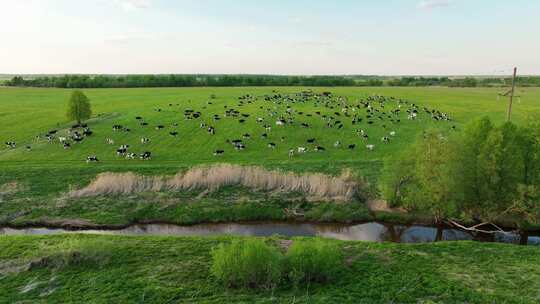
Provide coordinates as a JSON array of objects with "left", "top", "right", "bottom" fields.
[{"left": 1, "top": 0, "right": 539, "bottom": 75}]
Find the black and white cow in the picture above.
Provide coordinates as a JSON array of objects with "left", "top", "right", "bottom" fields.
[
  {"left": 86, "top": 156, "right": 99, "bottom": 163},
  {"left": 140, "top": 151, "right": 152, "bottom": 160}
]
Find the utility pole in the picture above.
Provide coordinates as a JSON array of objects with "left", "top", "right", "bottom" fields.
[{"left": 506, "top": 67, "right": 517, "bottom": 122}]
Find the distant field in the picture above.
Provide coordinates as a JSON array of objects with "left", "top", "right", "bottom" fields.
[
  {"left": 1, "top": 86, "right": 539, "bottom": 226},
  {"left": 2, "top": 86, "right": 538, "bottom": 167}
]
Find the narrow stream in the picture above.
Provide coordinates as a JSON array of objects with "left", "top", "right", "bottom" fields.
[{"left": 1, "top": 222, "right": 539, "bottom": 245}]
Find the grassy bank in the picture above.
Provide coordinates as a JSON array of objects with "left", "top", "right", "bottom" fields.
[{"left": 1, "top": 234, "right": 539, "bottom": 303}]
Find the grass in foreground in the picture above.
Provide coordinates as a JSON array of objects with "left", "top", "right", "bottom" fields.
[{"left": 1, "top": 234, "right": 539, "bottom": 303}]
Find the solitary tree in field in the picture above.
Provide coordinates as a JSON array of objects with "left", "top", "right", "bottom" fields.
[{"left": 67, "top": 90, "right": 92, "bottom": 124}]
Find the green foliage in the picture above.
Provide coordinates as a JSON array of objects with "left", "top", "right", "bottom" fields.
[
  {"left": 285, "top": 239, "right": 343, "bottom": 285},
  {"left": 211, "top": 239, "right": 282, "bottom": 289},
  {"left": 381, "top": 130, "right": 458, "bottom": 220},
  {"left": 66, "top": 90, "right": 92, "bottom": 124},
  {"left": 383, "top": 116, "right": 540, "bottom": 227},
  {"left": 7, "top": 75, "right": 540, "bottom": 88}
]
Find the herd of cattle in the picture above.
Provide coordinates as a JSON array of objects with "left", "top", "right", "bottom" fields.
[{"left": 3, "top": 90, "right": 454, "bottom": 163}]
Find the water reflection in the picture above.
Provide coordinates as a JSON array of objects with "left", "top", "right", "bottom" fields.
[{"left": 0, "top": 222, "right": 536, "bottom": 245}]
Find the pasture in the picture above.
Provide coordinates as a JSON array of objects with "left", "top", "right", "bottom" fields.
[
  {"left": 1, "top": 86, "right": 539, "bottom": 226},
  {"left": 2, "top": 86, "right": 538, "bottom": 167}
]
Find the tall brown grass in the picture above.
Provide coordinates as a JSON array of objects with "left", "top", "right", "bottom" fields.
[{"left": 68, "top": 164, "right": 359, "bottom": 202}]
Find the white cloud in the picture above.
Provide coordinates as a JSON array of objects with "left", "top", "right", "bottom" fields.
[
  {"left": 115, "top": 0, "right": 151, "bottom": 11},
  {"left": 417, "top": 0, "right": 451, "bottom": 10}
]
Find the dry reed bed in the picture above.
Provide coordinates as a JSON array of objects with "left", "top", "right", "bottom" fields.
[{"left": 68, "top": 164, "right": 359, "bottom": 202}]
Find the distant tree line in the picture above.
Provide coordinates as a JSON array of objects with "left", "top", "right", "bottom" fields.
[
  {"left": 5, "top": 75, "right": 358, "bottom": 88},
  {"left": 4, "top": 74, "right": 540, "bottom": 88}
]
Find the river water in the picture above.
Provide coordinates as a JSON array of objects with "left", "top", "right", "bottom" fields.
[{"left": 2, "top": 222, "right": 539, "bottom": 245}]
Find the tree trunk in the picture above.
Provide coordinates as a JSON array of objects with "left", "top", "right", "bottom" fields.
[
  {"left": 519, "top": 231, "right": 529, "bottom": 246},
  {"left": 435, "top": 224, "right": 443, "bottom": 242}
]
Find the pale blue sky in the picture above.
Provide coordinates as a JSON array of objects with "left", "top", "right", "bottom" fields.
[{"left": 1, "top": 0, "right": 539, "bottom": 75}]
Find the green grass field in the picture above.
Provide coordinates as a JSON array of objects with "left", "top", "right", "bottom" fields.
[
  {"left": 1, "top": 86, "right": 539, "bottom": 226},
  {"left": 2, "top": 86, "right": 539, "bottom": 169},
  {"left": 1, "top": 234, "right": 540, "bottom": 303}
]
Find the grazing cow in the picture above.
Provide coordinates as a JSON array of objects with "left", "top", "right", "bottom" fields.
[
  {"left": 348, "top": 144, "right": 356, "bottom": 150},
  {"left": 238, "top": 119, "right": 246, "bottom": 123},
  {"left": 307, "top": 138, "right": 316, "bottom": 144},
  {"left": 207, "top": 126, "right": 215, "bottom": 135},
  {"left": 268, "top": 143, "right": 276, "bottom": 149},
  {"left": 169, "top": 131, "right": 178, "bottom": 137},
  {"left": 83, "top": 130, "right": 93, "bottom": 136},
  {"left": 5, "top": 141, "right": 16, "bottom": 148},
  {"left": 389, "top": 131, "right": 396, "bottom": 137},
  {"left": 264, "top": 125, "right": 272, "bottom": 131},
  {"left": 261, "top": 133, "right": 268, "bottom": 139},
  {"left": 112, "top": 125, "right": 123, "bottom": 131},
  {"left": 200, "top": 123, "right": 207, "bottom": 128},
  {"left": 48, "top": 130, "right": 57, "bottom": 135},
  {"left": 126, "top": 153, "right": 136, "bottom": 159},
  {"left": 366, "top": 144, "right": 375, "bottom": 151},
  {"left": 213, "top": 149, "right": 224, "bottom": 156},
  {"left": 72, "top": 137, "right": 84, "bottom": 143},
  {"left": 63, "top": 143, "right": 71, "bottom": 150},
  {"left": 242, "top": 133, "right": 251, "bottom": 139},
  {"left": 334, "top": 141, "right": 341, "bottom": 147},
  {"left": 106, "top": 138, "right": 114, "bottom": 145},
  {"left": 135, "top": 116, "right": 143, "bottom": 120},
  {"left": 234, "top": 143, "right": 245, "bottom": 151},
  {"left": 156, "top": 125, "right": 165, "bottom": 130},
  {"left": 140, "top": 151, "right": 152, "bottom": 160},
  {"left": 314, "top": 146, "right": 325, "bottom": 152},
  {"left": 86, "top": 156, "right": 99, "bottom": 163},
  {"left": 288, "top": 149, "right": 294, "bottom": 157},
  {"left": 275, "top": 119, "right": 285, "bottom": 126},
  {"left": 256, "top": 117, "right": 264, "bottom": 123},
  {"left": 381, "top": 137, "right": 390, "bottom": 143},
  {"left": 140, "top": 122, "right": 149, "bottom": 127},
  {"left": 58, "top": 137, "right": 67, "bottom": 143},
  {"left": 25, "top": 146, "right": 31, "bottom": 151},
  {"left": 297, "top": 147, "right": 307, "bottom": 153},
  {"left": 140, "top": 137, "right": 150, "bottom": 144},
  {"left": 117, "top": 148, "right": 127, "bottom": 156}
]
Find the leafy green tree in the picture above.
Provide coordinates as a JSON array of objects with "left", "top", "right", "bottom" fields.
[
  {"left": 383, "top": 118, "right": 540, "bottom": 231},
  {"left": 66, "top": 90, "right": 92, "bottom": 124},
  {"left": 381, "top": 130, "right": 457, "bottom": 222}
]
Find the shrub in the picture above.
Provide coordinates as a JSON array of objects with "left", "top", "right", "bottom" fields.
[
  {"left": 285, "top": 239, "right": 343, "bottom": 285},
  {"left": 211, "top": 239, "right": 282, "bottom": 289}
]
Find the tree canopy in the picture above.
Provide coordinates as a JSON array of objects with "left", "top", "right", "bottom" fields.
[
  {"left": 382, "top": 117, "right": 540, "bottom": 231},
  {"left": 66, "top": 90, "right": 92, "bottom": 124}
]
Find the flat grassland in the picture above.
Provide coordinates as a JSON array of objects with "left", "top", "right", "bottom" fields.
[
  {"left": 1, "top": 234, "right": 540, "bottom": 303},
  {"left": 1, "top": 86, "right": 539, "bottom": 226}
]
